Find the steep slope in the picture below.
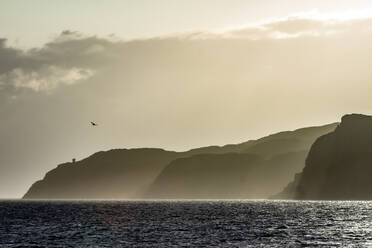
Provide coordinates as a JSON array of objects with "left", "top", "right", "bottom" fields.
[
  {"left": 23, "top": 123, "right": 337, "bottom": 199},
  {"left": 145, "top": 123, "right": 337, "bottom": 199},
  {"left": 277, "top": 114, "right": 372, "bottom": 200},
  {"left": 23, "top": 149, "right": 181, "bottom": 199},
  {"left": 186, "top": 123, "right": 337, "bottom": 158},
  {"left": 146, "top": 151, "right": 307, "bottom": 199}
]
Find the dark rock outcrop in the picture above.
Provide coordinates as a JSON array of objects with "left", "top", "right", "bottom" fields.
[
  {"left": 146, "top": 151, "right": 307, "bottom": 199},
  {"left": 146, "top": 123, "right": 337, "bottom": 199},
  {"left": 277, "top": 114, "right": 372, "bottom": 200},
  {"left": 23, "top": 123, "right": 337, "bottom": 199},
  {"left": 23, "top": 149, "right": 181, "bottom": 199}
]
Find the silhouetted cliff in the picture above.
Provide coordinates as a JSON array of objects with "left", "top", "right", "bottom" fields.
[
  {"left": 23, "top": 123, "right": 337, "bottom": 199},
  {"left": 186, "top": 123, "right": 337, "bottom": 157},
  {"left": 277, "top": 114, "right": 372, "bottom": 200},
  {"left": 23, "top": 149, "right": 182, "bottom": 199},
  {"left": 146, "top": 151, "right": 307, "bottom": 199},
  {"left": 145, "top": 123, "right": 337, "bottom": 199}
]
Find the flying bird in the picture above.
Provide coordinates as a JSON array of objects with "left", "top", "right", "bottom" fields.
[{"left": 90, "top": 121, "right": 98, "bottom": 126}]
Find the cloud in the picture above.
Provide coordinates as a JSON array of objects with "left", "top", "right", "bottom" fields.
[
  {"left": 0, "top": 31, "right": 117, "bottom": 96},
  {"left": 224, "top": 17, "right": 363, "bottom": 39},
  {"left": 1, "top": 66, "right": 93, "bottom": 92},
  {"left": 1, "top": 15, "right": 372, "bottom": 97}
]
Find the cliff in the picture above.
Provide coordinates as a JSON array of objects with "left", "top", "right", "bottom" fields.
[
  {"left": 277, "top": 114, "right": 372, "bottom": 200},
  {"left": 23, "top": 149, "right": 181, "bottom": 199},
  {"left": 146, "top": 151, "right": 307, "bottom": 199},
  {"left": 145, "top": 123, "right": 337, "bottom": 199},
  {"left": 23, "top": 123, "right": 337, "bottom": 199}
]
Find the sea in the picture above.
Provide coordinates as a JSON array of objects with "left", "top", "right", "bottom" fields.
[{"left": 0, "top": 200, "right": 371, "bottom": 247}]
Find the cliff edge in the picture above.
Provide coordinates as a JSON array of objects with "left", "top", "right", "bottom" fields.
[{"left": 277, "top": 114, "right": 372, "bottom": 200}]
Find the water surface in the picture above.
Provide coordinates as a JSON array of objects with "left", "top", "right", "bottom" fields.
[{"left": 1, "top": 200, "right": 371, "bottom": 247}]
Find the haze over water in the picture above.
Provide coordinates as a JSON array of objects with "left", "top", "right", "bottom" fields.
[
  {"left": 1, "top": 200, "right": 371, "bottom": 247},
  {"left": 1, "top": 1, "right": 372, "bottom": 247},
  {"left": 2, "top": 1, "right": 372, "bottom": 198}
]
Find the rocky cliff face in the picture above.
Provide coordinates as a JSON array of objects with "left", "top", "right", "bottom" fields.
[
  {"left": 278, "top": 114, "right": 372, "bottom": 200},
  {"left": 146, "top": 151, "right": 307, "bottom": 199},
  {"left": 23, "top": 123, "right": 337, "bottom": 199},
  {"left": 23, "top": 149, "right": 182, "bottom": 199}
]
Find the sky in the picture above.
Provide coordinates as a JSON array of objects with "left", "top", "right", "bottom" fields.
[
  {"left": 2, "top": 0, "right": 372, "bottom": 48},
  {"left": 1, "top": 0, "right": 372, "bottom": 198}
]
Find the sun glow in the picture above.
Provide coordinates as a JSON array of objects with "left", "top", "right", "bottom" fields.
[
  {"left": 295, "top": 8, "right": 372, "bottom": 21},
  {"left": 216, "top": 9, "right": 372, "bottom": 35}
]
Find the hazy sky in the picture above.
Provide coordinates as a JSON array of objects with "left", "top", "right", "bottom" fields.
[
  {"left": 1, "top": 1, "right": 372, "bottom": 198},
  {"left": 2, "top": 0, "right": 372, "bottom": 48}
]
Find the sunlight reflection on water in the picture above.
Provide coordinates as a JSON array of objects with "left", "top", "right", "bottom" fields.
[{"left": 0, "top": 200, "right": 371, "bottom": 247}]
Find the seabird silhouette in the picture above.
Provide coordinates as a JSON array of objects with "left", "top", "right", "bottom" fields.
[{"left": 90, "top": 121, "right": 98, "bottom": 126}]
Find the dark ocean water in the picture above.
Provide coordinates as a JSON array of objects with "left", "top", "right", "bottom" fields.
[{"left": 0, "top": 200, "right": 371, "bottom": 247}]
